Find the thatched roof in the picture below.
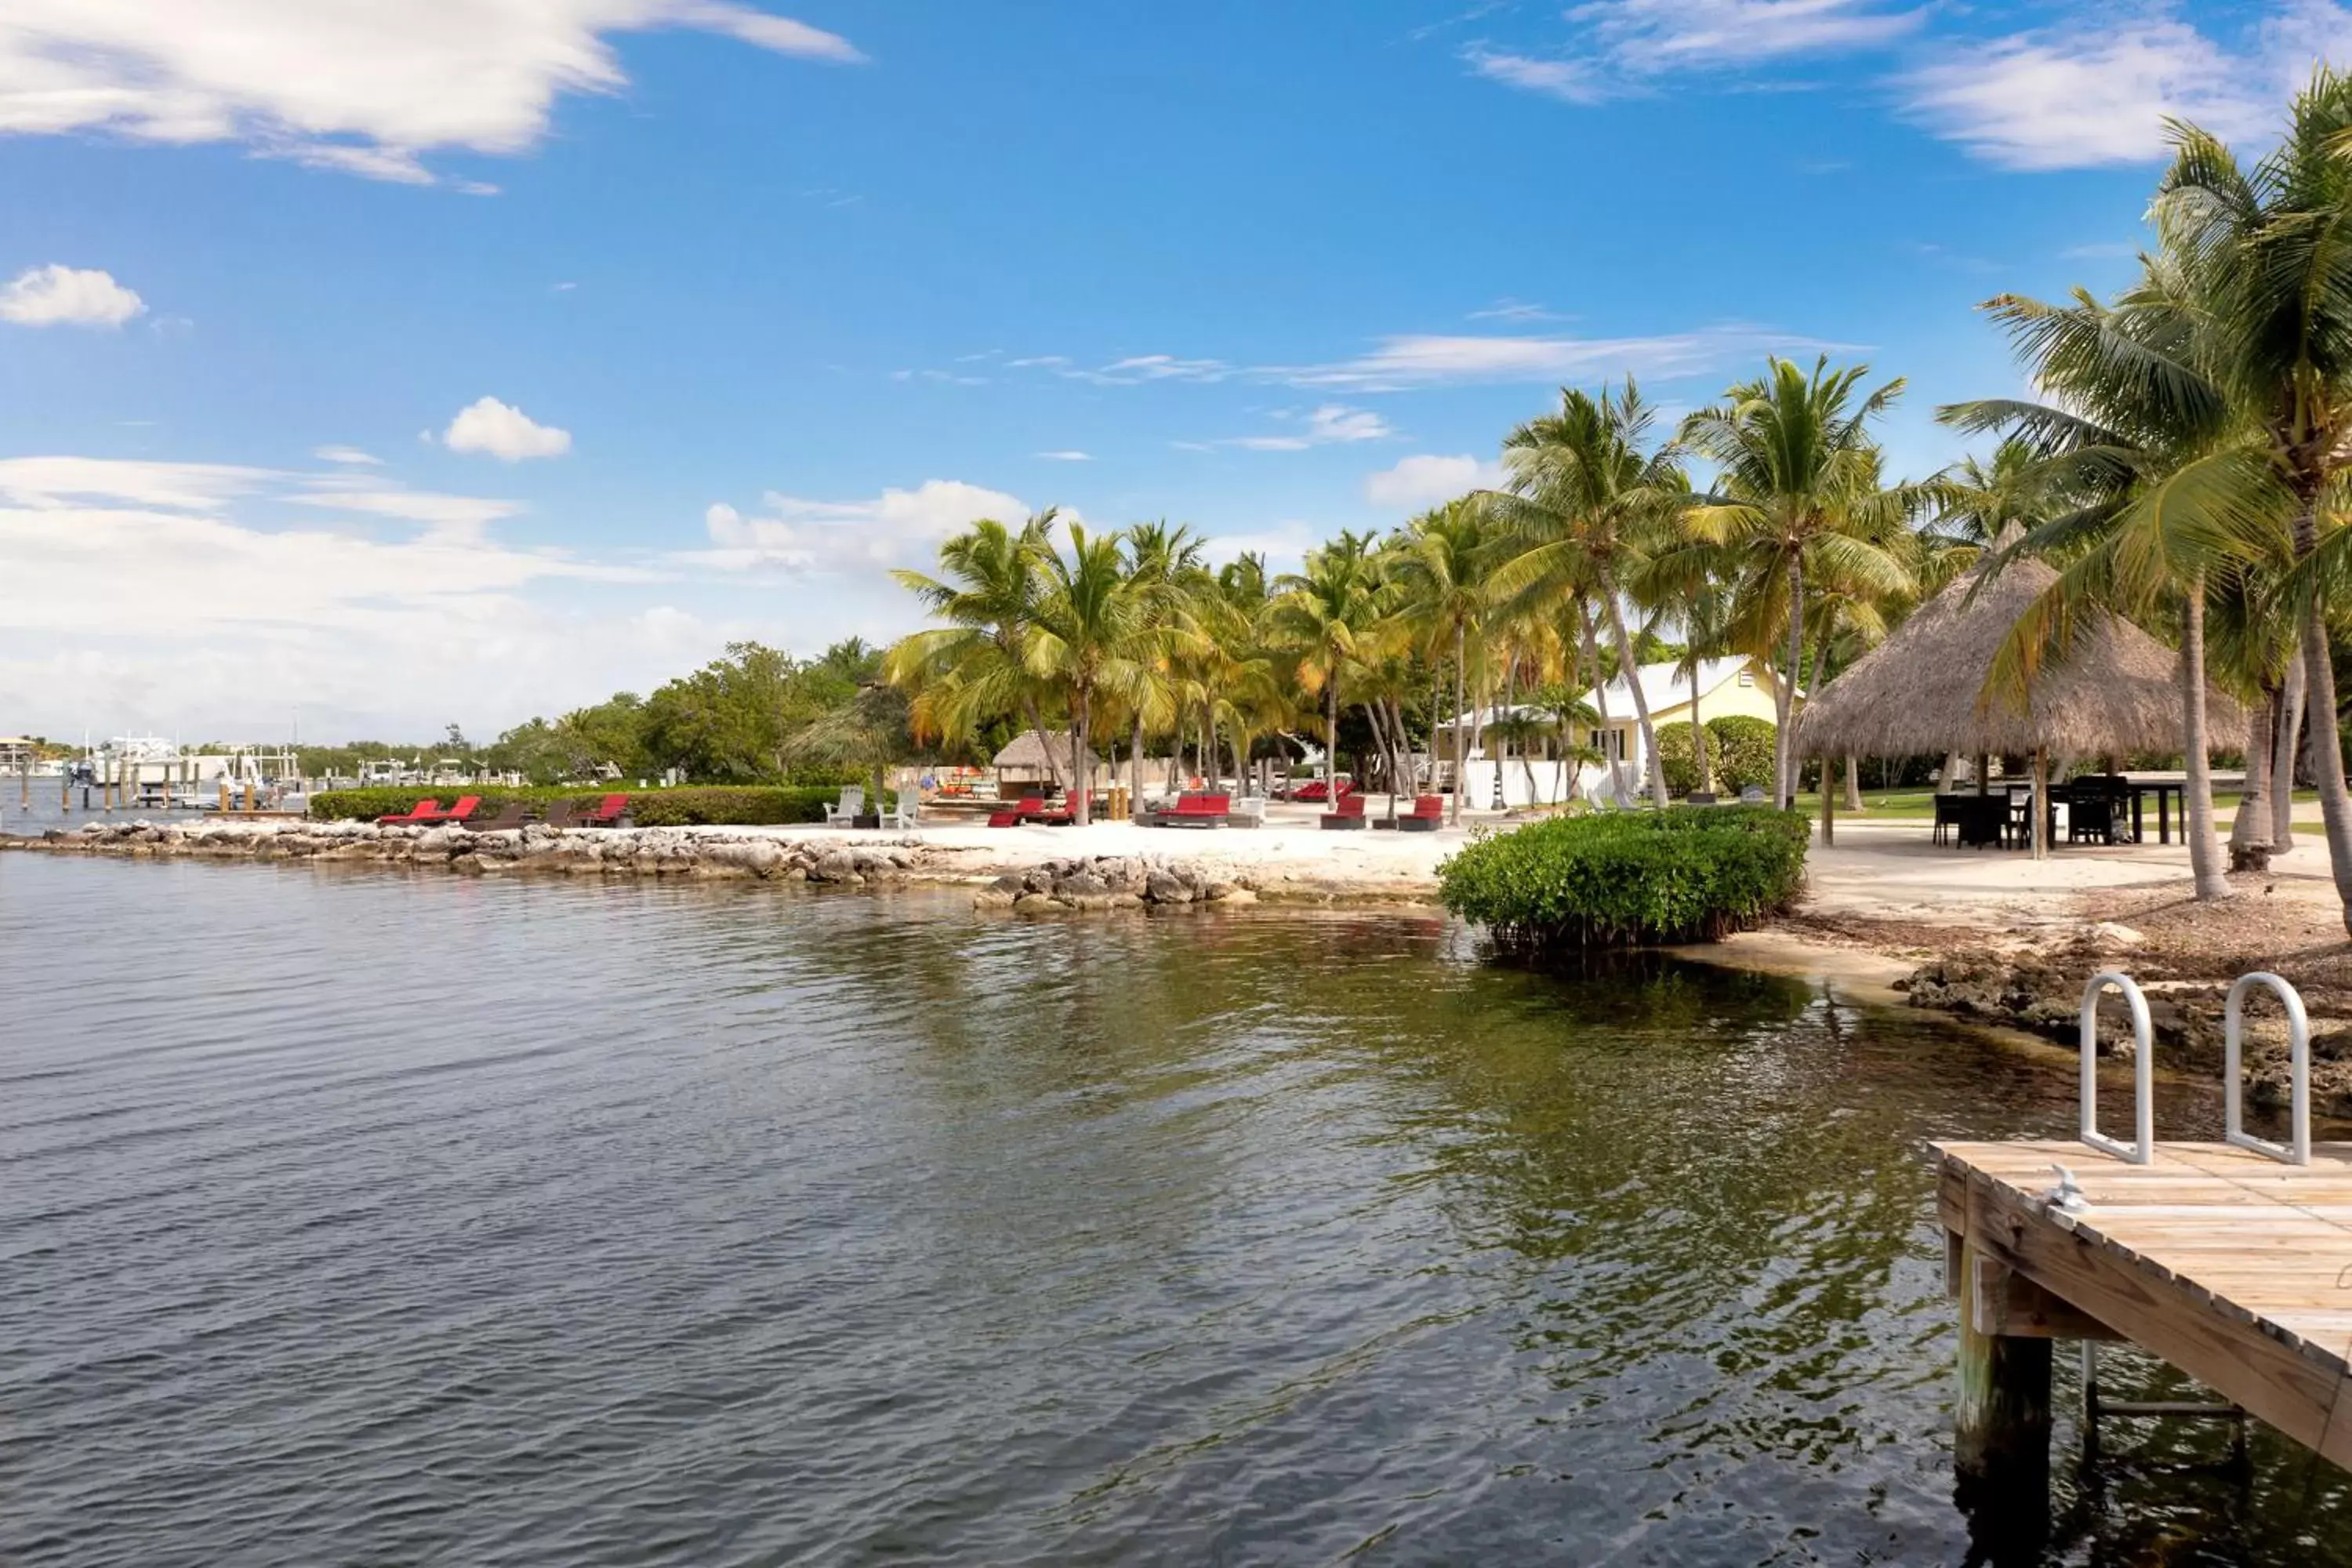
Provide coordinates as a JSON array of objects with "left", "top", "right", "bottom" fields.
[
  {"left": 993, "top": 729, "right": 1103, "bottom": 772},
  {"left": 1793, "top": 552, "right": 2245, "bottom": 760}
]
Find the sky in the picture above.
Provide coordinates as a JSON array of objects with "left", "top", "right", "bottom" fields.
[{"left": 1, "top": 0, "right": 2345, "bottom": 742}]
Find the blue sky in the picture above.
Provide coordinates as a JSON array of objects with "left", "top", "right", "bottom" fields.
[{"left": 0, "top": 0, "right": 2336, "bottom": 739}]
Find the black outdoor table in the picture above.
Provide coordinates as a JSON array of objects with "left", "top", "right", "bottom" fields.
[{"left": 2125, "top": 780, "right": 2183, "bottom": 844}]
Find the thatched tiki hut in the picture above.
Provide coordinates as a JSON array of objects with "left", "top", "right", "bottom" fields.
[
  {"left": 993, "top": 729, "right": 1102, "bottom": 795},
  {"left": 1793, "top": 550, "right": 2242, "bottom": 858}
]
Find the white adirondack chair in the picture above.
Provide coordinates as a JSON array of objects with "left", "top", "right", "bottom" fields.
[{"left": 822, "top": 786, "right": 866, "bottom": 826}]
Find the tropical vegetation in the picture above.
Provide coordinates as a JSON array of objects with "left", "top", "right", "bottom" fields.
[{"left": 1436, "top": 806, "right": 1811, "bottom": 948}]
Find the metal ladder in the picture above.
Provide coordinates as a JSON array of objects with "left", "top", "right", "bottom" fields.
[{"left": 2071, "top": 970, "right": 2314, "bottom": 1453}]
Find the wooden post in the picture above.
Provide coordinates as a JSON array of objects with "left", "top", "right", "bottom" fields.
[
  {"left": 1820, "top": 753, "right": 1835, "bottom": 846},
  {"left": 1975, "top": 752, "right": 1990, "bottom": 797},
  {"left": 1955, "top": 1237, "right": 2053, "bottom": 1533},
  {"left": 2031, "top": 749, "right": 2049, "bottom": 862}
]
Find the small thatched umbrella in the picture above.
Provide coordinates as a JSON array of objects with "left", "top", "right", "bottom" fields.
[
  {"left": 1793, "top": 550, "right": 2243, "bottom": 857},
  {"left": 993, "top": 729, "right": 1103, "bottom": 793}
]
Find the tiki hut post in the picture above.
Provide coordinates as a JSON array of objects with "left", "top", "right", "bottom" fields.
[
  {"left": 1821, "top": 753, "right": 1835, "bottom": 846},
  {"left": 2031, "top": 749, "right": 2048, "bottom": 861}
]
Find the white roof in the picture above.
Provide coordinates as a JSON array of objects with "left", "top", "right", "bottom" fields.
[
  {"left": 1587, "top": 656, "right": 1773, "bottom": 717},
  {"left": 1436, "top": 659, "right": 1786, "bottom": 731}
]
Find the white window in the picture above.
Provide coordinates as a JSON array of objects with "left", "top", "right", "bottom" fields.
[{"left": 1737, "top": 670, "right": 1755, "bottom": 688}]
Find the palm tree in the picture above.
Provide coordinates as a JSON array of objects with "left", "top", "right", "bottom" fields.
[
  {"left": 1679, "top": 357, "right": 1924, "bottom": 809},
  {"left": 887, "top": 512, "right": 1065, "bottom": 786},
  {"left": 1632, "top": 540, "right": 1743, "bottom": 797},
  {"left": 1268, "top": 533, "right": 1386, "bottom": 794},
  {"left": 1121, "top": 521, "right": 1207, "bottom": 807},
  {"left": 2143, "top": 74, "right": 2352, "bottom": 924},
  {"left": 1026, "top": 523, "right": 1156, "bottom": 827},
  {"left": 1387, "top": 498, "right": 1493, "bottom": 823},
  {"left": 1483, "top": 379, "right": 1687, "bottom": 808},
  {"left": 1944, "top": 261, "right": 2267, "bottom": 899}
]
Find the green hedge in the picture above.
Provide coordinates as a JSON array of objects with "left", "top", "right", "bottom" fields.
[
  {"left": 308, "top": 784, "right": 891, "bottom": 826},
  {"left": 627, "top": 786, "right": 889, "bottom": 826},
  {"left": 309, "top": 786, "right": 586, "bottom": 822},
  {"left": 1437, "top": 804, "right": 1809, "bottom": 948}
]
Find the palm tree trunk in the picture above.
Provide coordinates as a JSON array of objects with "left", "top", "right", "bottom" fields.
[
  {"left": 1690, "top": 663, "right": 1711, "bottom": 796},
  {"left": 1072, "top": 691, "right": 1093, "bottom": 827},
  {"left": 1843, "top": 753, "right": 1864, "bottom": 812},
  {"left": 2274, "top": 639, "right": 2306, "bottom": 855},
  {"left": 1450, "top": 624, "right": 1468, "bottom": 825},
  {"left": 1024, "top": 697, "right": 1062, "bottom": 789},
  {"left": 2230, "top": 688, "right": 2274, "bottom": 868},
  {"left": 1130, "top": 713, "right": 1145, "bottom": 817},
  {"left": 1941, "top": 750, "right": 1964, "bottom": 793},
  {"left": 1776, "top": 555, "right": 1804, "bottom": 811},
  {"left": 2180, "top": 579, "right": 2230, "bottom": 901},
  {"left": 1389, "top": 696, "right": 1414, "bottom": 817},
  {"left": 1580, "top": 608, "right": 1623, "bottom": 806},
  {"left": 1324, "top": 681, "right": 1339, "bottom": 796},
  {"left": 2292, "top": 499, "right": 2352, "bottom": 931},
  {"left": 1602, "top": 585, "right": 1667, "bottom": 808}
]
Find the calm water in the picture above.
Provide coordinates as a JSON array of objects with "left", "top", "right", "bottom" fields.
[{"left": 4, "top": 855, "right": 2347, "bottom": 1566}]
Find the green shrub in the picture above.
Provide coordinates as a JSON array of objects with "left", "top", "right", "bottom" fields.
[
  {"left": 1707, "top": 716, "right": 1777, "bottom": 793},
  {"left": 308, "top": 784, "right": 891, "bottom": 826},
  {"left": 1657, "top": 721, "right": 1699, "bottom": 796},
  {"left": 1437, "top": 804, "right": 1809, "bottom": 948},
  {"left": 627, "top": 786, "right": 887, "bottom": 826},
  {"left": 1653, "top": 717, "right": 1777, "bottom": 797},
  {"left": 308, "top": 786, "right": 575, "bottom": 822}
]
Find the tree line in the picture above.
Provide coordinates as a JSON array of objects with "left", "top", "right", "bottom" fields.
[{"left": 882, "top": 68, "right": 2352, "bottom": 938}]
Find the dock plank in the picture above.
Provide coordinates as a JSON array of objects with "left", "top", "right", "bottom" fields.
[{"left": 1936, "top": 1140, "right": 2352, "bottom": 1469}]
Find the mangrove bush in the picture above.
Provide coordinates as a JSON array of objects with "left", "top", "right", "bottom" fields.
[{"left": 1437, "top": 805, "right": 1809, "bottom": 948}]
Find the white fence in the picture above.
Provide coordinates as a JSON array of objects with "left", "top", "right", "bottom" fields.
[{"left": 1460, "top": 758, "right": 1639, "bottom": 809}]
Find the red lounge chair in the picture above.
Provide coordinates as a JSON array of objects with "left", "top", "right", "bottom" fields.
[
  {"left": 989, "top": 794, "right": 1047, "bottom": 827},
  {"left": 580, "top": 793, "right": 628, "bottom": 827},
  {"left": 379, "top": 794, "right": 479, "bottom": 826},
  {"left": 1320, "top": 793, "right": 1368, "bottom": 830},
  {"left": 1161, "top": 791, "right": 1229, "bottom": 828},
  {"left": 1397, "top": 795, "right": 1445, "bottom": 833}
]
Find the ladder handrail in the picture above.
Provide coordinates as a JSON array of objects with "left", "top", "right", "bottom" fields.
[
  {"left": 2081, "top": 971, "right": 2155, "bottom": 1165},
  {"left": 2223, "top": 971, "right": 2312, "bottom": 1166}
]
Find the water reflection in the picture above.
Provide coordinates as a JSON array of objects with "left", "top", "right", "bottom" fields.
[{"left": 1, "top": 855, "right": 2344, "bottom": 1566}]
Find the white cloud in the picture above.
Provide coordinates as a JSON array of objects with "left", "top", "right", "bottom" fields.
[
  {"left": 443, "top": 396, "right": 571, "bottom": 460},
  {"left": 1468, "top": 299, "right": 1562, "bottom": 322},
  {"left": 0, "top": 263, "right": 143, "bottom": 326},
  {"left": 1462, "top": 49, "right": 1616, "bottom": 103},
  {"left": 286, "top": 486, "right": 524, "bottom": 542},
  {"left": 1011, "top": 352, "right": 1231, "bottom": 386},
  {"left": 1035, "top": 450, "right": 1093, "bottom": 461},
  {"left": 1281, "top": 327, "right": 1845, "bottom": 390},
  {"left": 0, "top": 450, "right": 677, "bottom": 737},
  {"left": 0, "top": 1, "right": 863, "bottom": 187},
  {"left": 698, "top": 479, "right": 1031, "bottom": 570},
  {"left": 1365, "top": 454, "right": 1507, "bottom": 510},
  {"left": 1207, "top": 404, "right": 1399, "bottom": 452},
  {"left": 0, "top": 456, "right": 272, "bottom": 510},
  {"left": 1465, "top": 0, "right": 1917, "bottom": 103},
  {"left": 312, "top": 445, "right": 381, "bottom": 466},
  {"left": 1573, "top": 0, "right": 1923, "bottom": 70},
  {"left": 1897, "top": 15, "right": 2274, "bottom": 170}
]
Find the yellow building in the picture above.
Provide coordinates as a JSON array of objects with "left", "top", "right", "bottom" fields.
[{"left": 1582, "top": 656, "right": 1796, "bottom": 768}]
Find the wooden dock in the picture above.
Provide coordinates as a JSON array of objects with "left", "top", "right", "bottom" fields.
[{"left": 1936, "top": 1136, "right": 2352, "bottom": 1492}]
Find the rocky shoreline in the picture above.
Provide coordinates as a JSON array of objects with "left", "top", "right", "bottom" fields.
[{"left": 0, "top": 818, "right": 1395, "bottom": 909}]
